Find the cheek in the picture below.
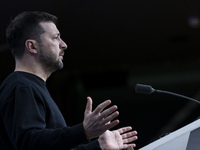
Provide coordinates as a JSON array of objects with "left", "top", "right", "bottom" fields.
[
  {"left": 42, "top": 41, "right": 60, "bottom": 56},
  {"left": 49, "top": 44, "right": 60, "bottom": 55}
]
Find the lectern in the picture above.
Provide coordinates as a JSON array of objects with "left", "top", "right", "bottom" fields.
[{"left": 139, "top": 119, "right": 200, "bottom": 150}]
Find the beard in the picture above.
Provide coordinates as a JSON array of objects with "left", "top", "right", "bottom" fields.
[{"left": 38, "top": 44, "right": 64, "bottom": 73}]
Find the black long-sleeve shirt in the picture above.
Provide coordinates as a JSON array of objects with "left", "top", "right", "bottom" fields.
[{"left": 0, "top": 71, "right": 101, "bottom": 150}]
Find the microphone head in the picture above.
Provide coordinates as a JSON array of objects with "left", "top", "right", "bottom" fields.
[{"left": 135, "top": 84, "right": 155, "bottom": 94}]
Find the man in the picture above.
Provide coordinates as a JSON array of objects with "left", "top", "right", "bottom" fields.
[{"left": 0, "top": 11, "right": 137, "bottom": 150}]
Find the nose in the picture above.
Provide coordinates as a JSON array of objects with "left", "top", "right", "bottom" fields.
[{"left": 60, "top": 39, "right": 68, "bottom": 50}]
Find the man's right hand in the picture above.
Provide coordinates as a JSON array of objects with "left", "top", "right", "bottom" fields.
[{"left": 98, "top": 126, "right": 138, "bottom": 150}]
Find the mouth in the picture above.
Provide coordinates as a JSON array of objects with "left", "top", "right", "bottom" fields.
[
  {"left": 59, "top": 51, "right": 64, "bottom": 60},
  {"left": 60, "top": 51, "right": 64, "bottom": 56},
  {"left": 59, "top": 56, "right": 63, "bottom": 61}
]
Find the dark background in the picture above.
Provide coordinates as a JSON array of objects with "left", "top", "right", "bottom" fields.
[{"left": 1, "top": 0, "right": 200, "bottom": 149}]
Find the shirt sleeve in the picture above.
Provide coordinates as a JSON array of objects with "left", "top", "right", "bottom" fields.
[{"left": 2, "top": 85, "right": 101, "bottom": 150}]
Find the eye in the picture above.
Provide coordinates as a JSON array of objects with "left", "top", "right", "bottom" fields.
[
  {"left": 54, "top": 34, "right": 61, "bottom": 40},
  {"left": 54, "top": 36, "right": 59, "bottom": 39}
]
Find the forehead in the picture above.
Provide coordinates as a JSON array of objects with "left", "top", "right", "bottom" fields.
[{"left": 39, "top": 22, "right": 59, "bottom": 34}]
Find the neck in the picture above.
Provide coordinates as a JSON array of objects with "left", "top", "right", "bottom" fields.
[{"left": 15, "top": 59, "right": 51, "bottom": 82}]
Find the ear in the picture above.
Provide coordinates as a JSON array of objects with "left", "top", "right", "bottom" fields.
[{"left": 25, "top": 39, "right": 38, "bottom": 54}]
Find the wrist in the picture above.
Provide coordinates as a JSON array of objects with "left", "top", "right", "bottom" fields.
[
  {"left": 98, "top": 138, "right": 105, "bottom": 150},
  {"left": 83, "top": 121, "right": 90, "bottom": 140}
]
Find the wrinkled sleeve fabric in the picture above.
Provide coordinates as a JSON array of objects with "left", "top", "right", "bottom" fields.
[{"left": 2, "top": 85, "right": 101, "bottom": 150}]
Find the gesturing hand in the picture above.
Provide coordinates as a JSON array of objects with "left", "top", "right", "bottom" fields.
[
  {"left": 98, "top": 126, "right": 138, "bottom": 150},
  {"left": 83, "top": 97, "right": 119, "bottom": 140}
]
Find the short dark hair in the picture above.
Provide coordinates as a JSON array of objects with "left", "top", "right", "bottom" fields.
[{"left": 6, "top": 11, "right": 57, "bottom": 59}]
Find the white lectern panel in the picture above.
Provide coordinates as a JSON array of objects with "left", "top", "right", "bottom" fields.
[{"left": 139, "top": 119, "right": 200, "bottom": 150}]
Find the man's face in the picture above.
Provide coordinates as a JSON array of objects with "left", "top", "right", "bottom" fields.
[{"left": 38, "top": 22, "right": 67, "bottom": 73}]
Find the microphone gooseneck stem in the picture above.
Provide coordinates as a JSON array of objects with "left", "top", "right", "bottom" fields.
[{"left": 155, "top": 89, "right": 200, "bottom": 104}]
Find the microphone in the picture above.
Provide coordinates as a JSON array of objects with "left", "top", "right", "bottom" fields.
[{"left": 135, "top": 84, "right": 200, "bottom": 104}]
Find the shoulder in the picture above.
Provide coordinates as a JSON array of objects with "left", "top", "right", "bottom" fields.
[
  {"left": 1, "top": 71, "right": 45, "bottom": 88},
  {"left": 0, "top": 72, "right": 45, "bottom": 100},
  {"left": 0, "top": 72, "right": 27, "bottom": 99},
  {"left": 0, "top": 72, "right": 47, "bottom": 107},
  {"left": 1, "top": 72, "right": 26, "bottom": 91}
]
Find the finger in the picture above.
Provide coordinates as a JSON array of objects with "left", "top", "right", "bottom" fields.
[
  {"left": 101, "top": 111, "right": 119, "bottom": 124},
  {"left": 123, "top": 144, "right": 136, "bottom": 149},
  {"left": 118, "top": 126, "right": 133, "bottom": 134},
  {"left": 105, "top": 121, "right": 111, "bottom": 125},
  {"left": 123, "top": 135, "right": 138, "bottom": 144},
  {"left": 100, "top": 105, "right": 118, "bottom": 119},
  {"left": 122, "top": 131, "right": 138, "bottom": 139},
  {"left": 102, "top": 119, "right": 120, "bottom": 131},
  {"left": 84, "top": 97, "right": 93, "bottom": 115},
  {"left": 93, "top": 100, "right": 112, "bottom": 115}
]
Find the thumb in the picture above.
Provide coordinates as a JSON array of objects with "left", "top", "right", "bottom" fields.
[{"left": 84, "top": 97, "right": 93, "bottom": 116}]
